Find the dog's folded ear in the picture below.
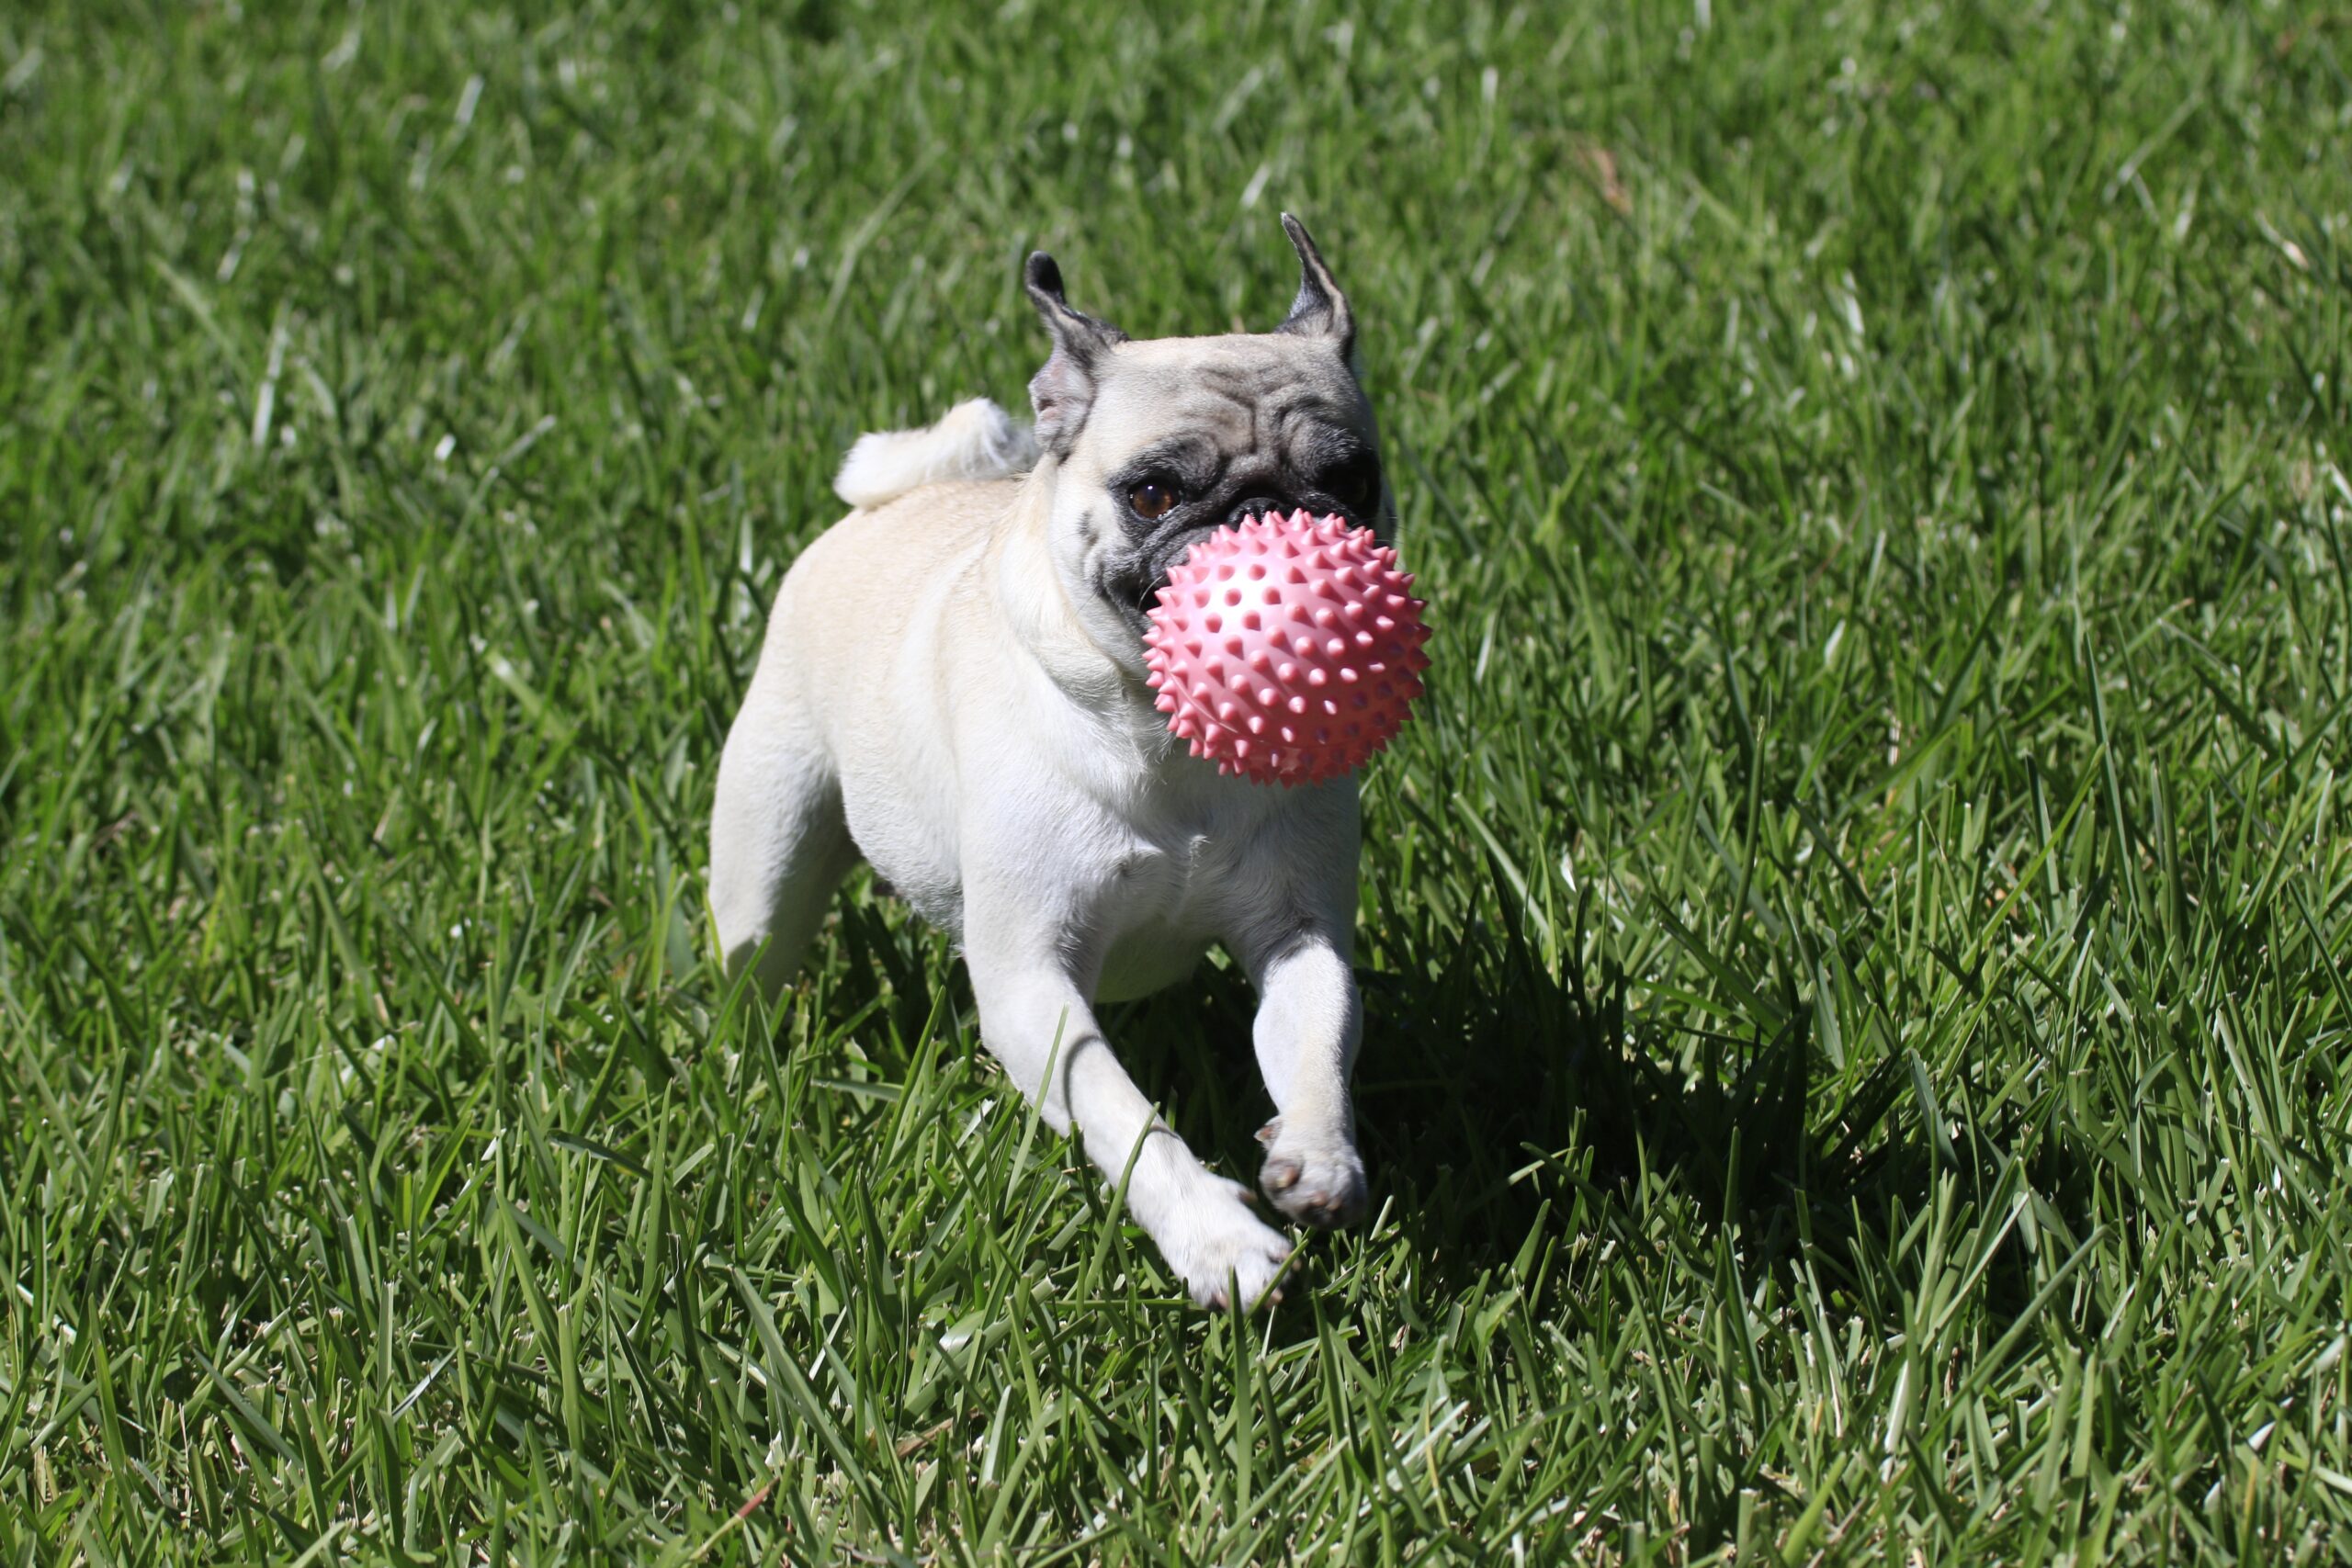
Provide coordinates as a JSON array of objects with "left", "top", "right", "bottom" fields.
[
  {"left": 1273, "top": 213, "right": 1354, "bottom": 359},
  {"left": 1025, "top": 253, "right": 1127, "bottom": 457}
]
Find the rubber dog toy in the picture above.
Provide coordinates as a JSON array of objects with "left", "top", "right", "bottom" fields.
[{"left": 1143, "top": 511, "right": 1430, "bottom": 784}]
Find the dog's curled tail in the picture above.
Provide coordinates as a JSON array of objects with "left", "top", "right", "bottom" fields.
[{"left": 833, "top": 398, "right": 1039, "bottom": 509}]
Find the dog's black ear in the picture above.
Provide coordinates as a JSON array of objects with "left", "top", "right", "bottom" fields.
[
  {"left": 1272, "top": 213, "right": 1355, "bottom": 358},
  {"left": 1025, "top": 252, "right": 1126, "bottom": 457}
]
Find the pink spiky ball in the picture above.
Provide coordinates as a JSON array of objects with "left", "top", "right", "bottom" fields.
[{"left": 1142, "top": 511, "right": 1430, "bottom": 785}]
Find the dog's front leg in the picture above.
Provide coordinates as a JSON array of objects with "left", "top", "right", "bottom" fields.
[
  {"left": 1236, "top": 919, "right": 1370, "bottom": 1229},
  {"left": 963, "top": 923, "right": 1292, "bottom": 1309}
]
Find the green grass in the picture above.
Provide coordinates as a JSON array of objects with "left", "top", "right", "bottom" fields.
[{"left": 4, "top": 0, "right": 2350, "bottom": 1560}]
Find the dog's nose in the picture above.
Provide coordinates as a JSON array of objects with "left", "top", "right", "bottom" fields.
[{"left": 1227, "top": 495, "right": 1291, "bottom": 526}]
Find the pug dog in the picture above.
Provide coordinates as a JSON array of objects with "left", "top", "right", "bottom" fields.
[{"left": 709, "top": 215, "right": 1395, "bottom": 1308}]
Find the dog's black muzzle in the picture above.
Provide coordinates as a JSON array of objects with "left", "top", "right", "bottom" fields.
[{"left": 1113, "top": 500, "right": 1370, "bottom": 631}]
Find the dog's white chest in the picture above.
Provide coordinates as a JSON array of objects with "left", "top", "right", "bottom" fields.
[{"left": 1093, "top": 833, "right": 1218, "bottom": 1001}]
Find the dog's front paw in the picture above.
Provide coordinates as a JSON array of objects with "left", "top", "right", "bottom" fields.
[
  {"left": 1256, "top": 1117, "right": 1369, "bottom": 1229},
  {"left": 1161, "top": 1177, "right": 1293, "bottom": 1309}
]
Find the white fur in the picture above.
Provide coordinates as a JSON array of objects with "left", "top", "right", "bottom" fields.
[
  {"left": 832, "top": 397, "right": 1038, "bottom": 509},
  {"left": 713, "top": 347, "right": 1374, "bottom": 1310}
]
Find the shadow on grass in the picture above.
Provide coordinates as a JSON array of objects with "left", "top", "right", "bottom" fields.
[
  {"left": 1317, "top": 908, "right": 2085, "bottom": 1331},
  {"left": 1125, "top": 907, "right": 2077, "bottom": 1335},
  {"left": 813, "top": 879, "right": 2074, "bottom": 1330},
  {"left": 1349, "top": 919, "right": 1843, "bottom": 1293},
  {"left": 1102, "top": 912, "right": 1847, "bottom": 1296}
]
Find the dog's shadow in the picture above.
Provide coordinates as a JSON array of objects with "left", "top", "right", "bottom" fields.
[
  {"left": 826, "top": 880, "right": 2062, "bottom": 1325},
  {"left": 1113, "top": 907, "right": 2037, "bottom": 1325}
]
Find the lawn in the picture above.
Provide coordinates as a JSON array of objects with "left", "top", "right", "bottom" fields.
[{"left": 5, "top": 0, "right": 2350, "bottom": 1560}]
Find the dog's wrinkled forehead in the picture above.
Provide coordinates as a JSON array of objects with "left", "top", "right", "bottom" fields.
[
  {"left": 1023, "top": 212, "right": 1363, "bottom": 467},
  {"left": 1023, "top": 216, "right": 1387, "bottom": 636},
  {"left": 1072, "top": 336, "right": 1370, "bottom": 472}
]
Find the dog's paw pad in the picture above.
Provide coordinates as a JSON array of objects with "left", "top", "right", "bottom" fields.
[{"left": 1259, "top": 1138, "right": 1367, "bottom": 1229}]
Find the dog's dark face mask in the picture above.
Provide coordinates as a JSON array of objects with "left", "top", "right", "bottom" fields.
[{"left": 1024, "top": 217, "right": 1394, "bottom": 665}]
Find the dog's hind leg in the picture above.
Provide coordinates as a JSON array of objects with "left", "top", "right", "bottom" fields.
[{"left": 709, "top": 670, "right": 857, "bottom": 999}]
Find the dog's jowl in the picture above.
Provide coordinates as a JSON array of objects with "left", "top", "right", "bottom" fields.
[{"left": 710, "top": 216, "right": 1396, "bottom": 1309}]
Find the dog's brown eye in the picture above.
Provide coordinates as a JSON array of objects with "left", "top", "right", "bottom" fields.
[{"left": 1128, "top": 480, "right": 1180, "bottom": 520}]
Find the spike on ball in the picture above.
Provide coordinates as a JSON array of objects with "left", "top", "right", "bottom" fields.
[{"left": 1140, "top": 510, "right": 1430, "bottom": 784}]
